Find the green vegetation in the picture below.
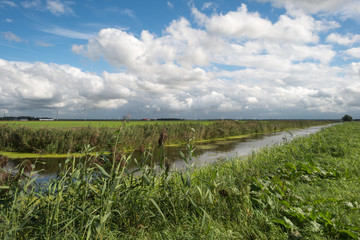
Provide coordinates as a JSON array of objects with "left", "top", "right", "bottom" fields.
[
  {"left": 342, "top": 115, "right": 353, "bottom": 122},
  {"left": 0, "top": 120, "right": 331, "bottom": 155},
  {"left": 0, "top": 120, "right": 214, "bottom": 129},
  {"left": 0, "top": 151, "right": 86, "bottom": 159},
  {"left": 1, "top": 122, "right": 359, "bottom": 239}
]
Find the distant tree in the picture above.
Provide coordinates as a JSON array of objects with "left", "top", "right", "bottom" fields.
[
  {"left": 342, "top": 114, "right": 353, "bottom": 121},
  {"left": 123, "top": 114, "right": 131, "bottom": 121}
]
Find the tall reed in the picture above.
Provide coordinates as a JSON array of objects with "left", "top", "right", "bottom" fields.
[{"left": 0, "top": 120, "right": 332, "bottom": 154}]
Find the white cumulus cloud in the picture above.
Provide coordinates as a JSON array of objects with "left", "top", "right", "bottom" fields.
[
  {"left": 257, "top": 0, "right": 360, "bottom": 19},
  {"left": 345, "top": 47, "right": 360, "bottom": 58},
  {"left": 192, "top": 4, "right": 332, "bottom": 44},
  {"left": 0, "top": 59, "right": 134, "bottom": 115},
  {"left": 327, "top": 33, "right": 360, "bottom": 45},
  {"left": 66, "top": 4, "right": 358, "bottom": 118},
  {"left": 1, "top": 3, "right": 359, "bottom": 118}
]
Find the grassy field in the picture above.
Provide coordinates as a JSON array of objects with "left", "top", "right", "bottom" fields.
[
  {"left": 0, "top": 120, "right": 214, "bottom": 129},
  {"left": 0, "top": 122, "right": 358, "bottom": 239},
  {"left": 0, "top": 120, "right": 332, "bottom": 156}
]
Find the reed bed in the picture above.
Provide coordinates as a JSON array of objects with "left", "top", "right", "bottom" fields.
[
  {"left": 0, "top": 120, "right": 332, "bottom": 154},
  {"left": 0, "top": 120, "right": 215, "bottom": 129},
  {"left": 0, "top": 122, "right": 359, "bottom": 239}
]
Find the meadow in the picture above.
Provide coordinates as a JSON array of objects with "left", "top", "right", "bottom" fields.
[
  {"left": 0, "top": 122, "right": 358, "bottom": 239},
  {"left": 0, "top": 120, "right": 332, "bottom": 156},
  {"left": 0, "top": 120, "right": 214, "bottom": 129}
]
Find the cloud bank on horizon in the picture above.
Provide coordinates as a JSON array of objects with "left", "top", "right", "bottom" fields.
[{"left": 1, "top": 0, "right": 360, "bottom": 119}]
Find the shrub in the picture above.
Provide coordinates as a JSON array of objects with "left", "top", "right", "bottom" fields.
[{"left": 342, "top": 114, "right": 353, "bottom": 121}]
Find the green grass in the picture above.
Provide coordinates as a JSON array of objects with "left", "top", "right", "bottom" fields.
[
  {"left": 0, "top": 122, "right": 358, "bottom": 239},
  {"left": 0, "top": 151, "right": 108, "bottom": 159},
  {"left": 0, "top": 120, "right": 215, "bottom": 129},
  {"left": 0, "top": 120, "right": 332, "bottom": 155}
]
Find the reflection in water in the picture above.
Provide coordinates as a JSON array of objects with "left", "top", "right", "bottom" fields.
[{"left": 5, "top": 125, "right": 327, "bottom": 180}]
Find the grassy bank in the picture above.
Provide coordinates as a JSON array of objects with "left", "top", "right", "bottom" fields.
[
  {"left": 0, "top": 120, "right": 215, "bottom": 129},
  {"left": 0, "top": 122, "right": 359, "bottom": 239},
  {"left": 0, "top": 120, "right": 331, "bottom": 155}
]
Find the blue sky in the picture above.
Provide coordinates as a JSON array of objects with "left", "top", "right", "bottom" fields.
[{"left": 1, "top": 0, "right": 360, "bottom": 119}]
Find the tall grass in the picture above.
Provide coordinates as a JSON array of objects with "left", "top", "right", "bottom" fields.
[
  {"left": 0, "top": 120, "right": 332, "bottom": 154},
  {"left": 1, "top": 122, "right": 359, "bottom": 239}
]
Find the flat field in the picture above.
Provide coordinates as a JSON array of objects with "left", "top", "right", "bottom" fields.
[{"left": 0, "top": 120, "right": 214, "bottom": 129}]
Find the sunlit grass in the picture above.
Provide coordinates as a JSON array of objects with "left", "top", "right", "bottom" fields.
[
  {"left": 0, "top": 120, "right": 216, "bottom": 129},
  {"left": 1, "top": 122, "right": 358, "bottom": 239}
]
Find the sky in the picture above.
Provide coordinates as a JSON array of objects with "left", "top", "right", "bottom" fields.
[{"left": 1, "top": 0, "right": 360, "bottom": 120}]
